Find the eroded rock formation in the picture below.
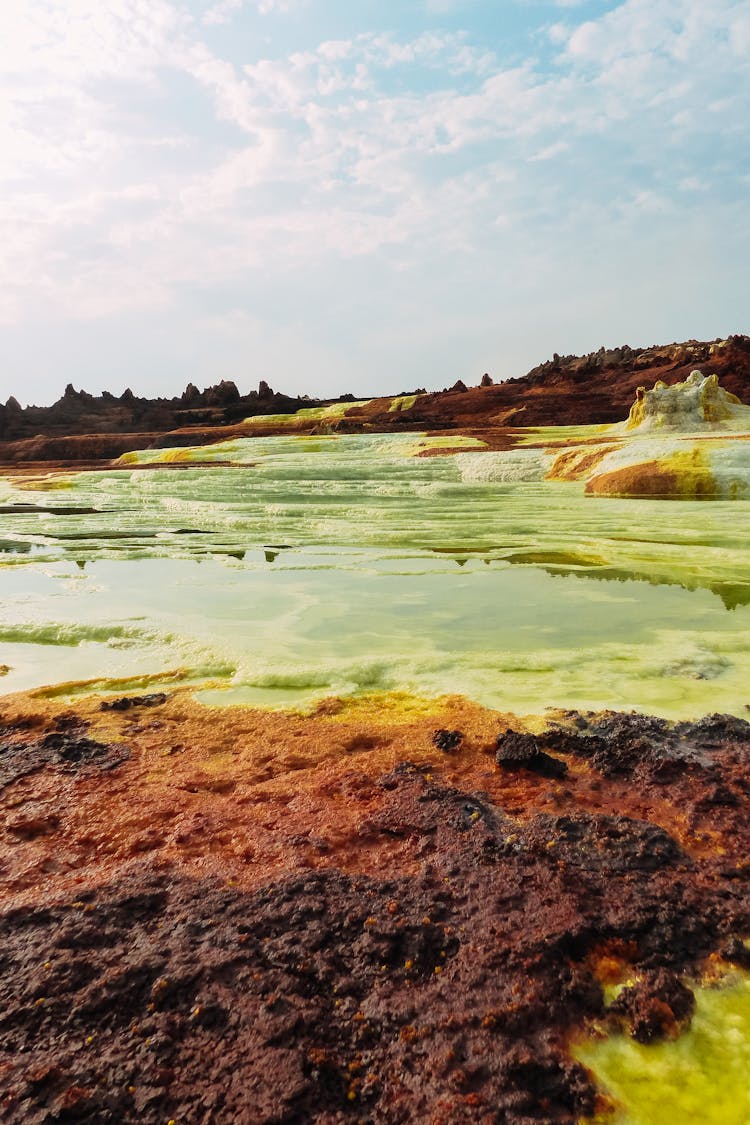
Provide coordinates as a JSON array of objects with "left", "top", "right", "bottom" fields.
[
  {"left": 625, "top": 370, "right": 749, "bottom": 433},
  {"left": 0, "top": 380, "right": 315, "bottom": 450},
  {"left": 508, "top": 370, "right": 750, "bottom": 499}
]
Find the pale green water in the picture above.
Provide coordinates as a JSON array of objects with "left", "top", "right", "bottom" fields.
[
  {"left": 575, "top": 974, "right": 750, "bottom": 1125},
  {"left": 1, "top": 433, "right": 750, "bottom": 714}
]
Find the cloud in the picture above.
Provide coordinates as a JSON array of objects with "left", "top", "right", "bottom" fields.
[
  {"left": 202, "top": 0, "right": 297, "bottom": 24},
  {"left": 202, "top": 0, "right": 244, "bottom": 24},
  {"left": 0, "top": 0, "right": 748, "bottom": 400}
]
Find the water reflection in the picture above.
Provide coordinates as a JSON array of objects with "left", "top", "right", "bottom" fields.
[{"left": 510, "top": 560, "right": 750, "bottom": 612}]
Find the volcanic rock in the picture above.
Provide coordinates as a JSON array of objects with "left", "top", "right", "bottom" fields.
[
  {"left": 432, "top": 728, "right": 463, "bottom": 753},
  {"left": 496, "top": 730, "right": 568, "bottom": 778},
  {"left": 625, "top": 370, "right": 748, "bottom": 432},
  {"left": 608, "top": 969, "right": 696, "bottom": 1043},
  {"left": 3, "top": 694, "right": 750, "bottom": 1121}
]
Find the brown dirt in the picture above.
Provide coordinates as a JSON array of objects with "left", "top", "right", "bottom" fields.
[{"left": 3, "top": 692, "right": 750, "bottom": 1121}]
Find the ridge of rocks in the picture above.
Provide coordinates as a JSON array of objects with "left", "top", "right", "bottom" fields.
[
  {"left": 0, "top": 379, "right": 310, "bottom": 441},
  {"left": 2, "top": 335, "right": 749, "bottom": 464}
]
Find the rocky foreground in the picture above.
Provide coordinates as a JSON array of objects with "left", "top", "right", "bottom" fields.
[
  {"left": 2, "top": 689, "right": 750, "bottom": 1122},
  {"left": 2, "top": 335, "right": 750, "bottom": 466}
]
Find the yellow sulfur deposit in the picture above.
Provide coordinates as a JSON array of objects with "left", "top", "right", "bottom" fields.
[
  {"left": 542, "top": 372, "right": 750, "bottom": 499},
  {"left": 624, "top": 371, "right": 748, "bottom": 433},
  {"left": 576, "top": 973, "right": 750, "bottom": 1125}
]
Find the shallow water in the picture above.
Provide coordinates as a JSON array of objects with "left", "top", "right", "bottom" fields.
[
  {"left": 1, "top": 433, "right": 750, "bottom": 715},
  {"left": 576, "top": 973, "right": 750, "bottom": 1125}
]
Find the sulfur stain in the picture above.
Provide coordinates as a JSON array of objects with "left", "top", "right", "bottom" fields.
[
  {"left": 548, "top": 445, "right": 621, "bottom": 481},
  {"left": 576, "top": 973, "right": 750, "bottom": 1125},
  {"left": 625, "top": 371, "right": 746, "bottom": 433},
  {"left": 586, "top": 447, "right": 717, "bottom": 499}
]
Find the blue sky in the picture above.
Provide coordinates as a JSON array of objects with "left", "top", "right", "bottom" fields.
[{"left": 1, "top": 0, "right": 748, "bottom": 405}]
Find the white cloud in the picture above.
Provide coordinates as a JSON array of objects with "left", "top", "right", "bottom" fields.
[
  {"left": 528, "top": 140, "right": 569, "bottom": 161},
  {"left": 203, "top": 0, "right": 296, "bottom": 23},
  {"left": 0, "top": 0, "right": 748, "bottom": 400},
  {"left": 202, "top": 0, "right": 244, "bottom": 24}
]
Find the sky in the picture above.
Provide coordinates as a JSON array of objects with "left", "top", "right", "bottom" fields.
[{"left": 1, "top": 0, "right": 749, "bottom": 406}]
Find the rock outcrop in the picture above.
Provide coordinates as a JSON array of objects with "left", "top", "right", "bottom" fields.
[
  {"left": 625, "top": 370, "right": 748, "bottom": 433},
  {"left": 552, "top": 371, "right": 750, "bottom": 499},
  {"left": 2, "top": 336, "right": 750, "bottom": 465},
  {"left": 455, "top": 370, "right": 750, "bottom": 499},
  {"left": 0, "top": 380, "right": 316, "bottom": 446}
]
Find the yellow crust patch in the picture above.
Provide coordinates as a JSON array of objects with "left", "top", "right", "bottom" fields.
[{"left": 585, "top": 447, "right": 716, "bottom": 499}]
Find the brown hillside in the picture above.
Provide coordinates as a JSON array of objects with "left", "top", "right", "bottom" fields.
[{"left": 1, "top": 336, "right": 749, "bottom": 466}]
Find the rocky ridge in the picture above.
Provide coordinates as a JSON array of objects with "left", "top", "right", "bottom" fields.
[{"left": 2, "top": 336, "right": 750, "bottom": 465}]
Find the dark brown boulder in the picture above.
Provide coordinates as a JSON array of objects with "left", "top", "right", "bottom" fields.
[{"left": 496, "top": 730, "right": 568, "bottom": 778}]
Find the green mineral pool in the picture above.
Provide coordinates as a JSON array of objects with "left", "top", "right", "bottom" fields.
[
  {"left": 575, "top": 973, "right": 750, "bottom": 1125},
  {"left": 0, "top": 432, "right": 748, "bottom": 715}
]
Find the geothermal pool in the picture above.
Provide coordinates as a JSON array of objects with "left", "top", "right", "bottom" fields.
[
  {"left": 3, "top": 430, "right": 750, "bottom": 1123},
  {"left": 1, "top": 432, "right": 750, "bottom": 717},
  {"left": 575, "top": 971, "right": 750, "bottom": 1125}
]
